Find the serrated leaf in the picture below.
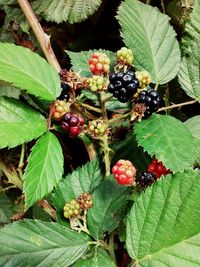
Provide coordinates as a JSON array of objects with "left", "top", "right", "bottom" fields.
[
  {"left": 105, "top": 98, "right": 131, "bottom": 112},
  {"left": 0, "top": 97, "right": 47, "bottom": 149},
  {"left": 0, "top": 43, "right": 60, "bottom": 101},
  {"left": 182, "top": 0, "right": 200, "bottom": 49},
  {"left": 0, "top": 194, "right": 12, "bottom": 224},
  {"left": 111, "top": 133, "right": 151, "bottom": 173},
  {"left": 33, "top": 0, "right": 102, "bottom": 24},
  {"left": 23, "top": 132, "right": 63, "bottom": 209},
  {"left": 88, "top": 178, "right": 129, "bottom": 240},
  {"left": 185, "top": 115, "right": 200, "bottom": 140},
  {"left": 52, "top": 157, "right": 103, "bottom": 213},
  {"left": 126, "top": 170, "right": 200, "bottom": 266},
  {"left": 117, "top": 0, "right": 181, "bottom": 84},
  {"left": 134, "top": 114, "right": 197, "bottom": 172},
  {"left": 66, "top": 49, "right": 116, "bottom": 77},
  {"left": 178, "top": 38, "right": 200, "bottom": 100},
  {"left": 73, "top": 249, "right": 116, "bottom": 267},
  {"left": 0, "top": 220, "right": 88, "bottom": 266}
]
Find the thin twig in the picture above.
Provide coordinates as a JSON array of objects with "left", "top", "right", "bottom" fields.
[
  {"left": 17, "top": 0, "right": 61, "bottom": 72},
  {"left": 158, "top": 100, "right": 198, "bottom": 112}
]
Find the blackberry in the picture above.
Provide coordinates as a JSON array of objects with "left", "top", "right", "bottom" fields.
[
  {"left": 137, "top": 172, "right": 156, "bottom": 188},
  {"left": 61, "top": 113, "right": 84, "bottom": 137},
  {"left": 58, "top": 82, "right": 70, "bottom": 101},
  {"left": 108, "top": 71, "right": 139, "bottom": 103},
  {"left": 135, "top": 87, "right": 161, "bottom": 117}
]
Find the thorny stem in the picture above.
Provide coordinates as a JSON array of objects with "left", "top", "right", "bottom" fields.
[
  {"left": 158, "top": 99, "right": 198, "bottom": 112},
  {"left": 99, "top": 135, "right": 111, "bottom": 177},
  {"left": 17, "top": 0, "right": 61, "bottom": 72},
  {"left": 17, "top": 143, "right": 25, "bottom": 179}
]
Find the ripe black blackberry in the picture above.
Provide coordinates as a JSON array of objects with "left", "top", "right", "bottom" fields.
[
  {"left": 108, "top": 70, "right": 139, "bottom": 103},
  {"left": 58, "top": 82, "right": 70, "bottom": 101},
  {"left": 137, "top": 172, "right": 156, "bottom": 188},
  {"left": 135, "top": 87, "right": 161, "bottom": 117}
]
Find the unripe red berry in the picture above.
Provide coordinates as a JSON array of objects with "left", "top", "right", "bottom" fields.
[{"left": 112, "top": 160, "right": 137, "bottom": 186}]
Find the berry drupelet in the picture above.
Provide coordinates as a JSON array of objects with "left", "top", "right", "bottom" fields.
[
  {"left": 135, "top": 87, "right": 161, "bottom": 117},
  {"left": 108, "top": 70, "right": 139, "bottom": 103}
]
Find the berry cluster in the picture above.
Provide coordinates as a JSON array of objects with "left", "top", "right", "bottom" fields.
[
  {"left": 137, "top": 159, "right": 171, "bottom": 188},
  {"left": 148, "top": 159, "right": 171, "bottom": 178},
  {"left": 52, "top": 100, "right": 70, "bottom": 121},
  {"left": 135, "top": 87, "right": 161, "bottom": 117},
  {"left": 87, "top": 75, "right": 107, "bottom": 92},
  {"left": 61, "top": 113, "right": 84, "bottom": 137},
  {"left": 135, "top": 70, "right": 151, "bottom": 89},
  {"left": 63, "top": 199, "right": 81, "bottom": 219},
  {"left": 116, "top": 47, "right": 133, "bottom": 65},
  {"left": 63, "top": 193, "right": 93, "bottom": 219},
  {"left": 77, "top": 192, "right": 94, "bottom": 210},
  {"left": 108, "top": 70, "right": 139, "bottom": 103},
  {"left": 88, "top": 52, "right": 110, "bottom": 75},
  {"left": 112, "top": 159, "right": 137, "bottom": 186},
  {"left": 88, "top": 120, "right": 107, "bottom": 137},
  {"left": 58, "top": 82, "right": 70, "bottom": 101}
]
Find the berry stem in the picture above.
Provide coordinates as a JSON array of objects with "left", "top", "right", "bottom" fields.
[
  {"left": 78, "top": 102, "right": 102, "bottom": 113},
  {"left": 100, "top": 91, "right": 108, "bottom": 122},
  {"left": 17, "top": 0, "right": 61, "bottom": 72},
  {"left": 108, "top": 112, "right": 131, "bottom": 125},
  {"left": 108, "top": 232, "right": 117, "bottom": 265},
  {"left": 17, "top": 143, "right": 25, "bottom": 179},
  {"left": 158, "top": 99, "right": 198, "bottom": 112},
  {"left": 37, "top": 200, "right": 57, "bottom": 220}
]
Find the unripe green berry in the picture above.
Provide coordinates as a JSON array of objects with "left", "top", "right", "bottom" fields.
[
  {"left": 87, "top": 75, "right": 107, "bottom": 92},
  {"left": 116, "top": 47, "right": 133, "bottom": 65},
  {"left": 135, "top": 70, "right": 151, "bottom": 89},
  {"left": 63, "top": 199, "right": 81, "bottom": 219},
  {"left": 88, "top": 120, "right": 107, "bottom": 137}
]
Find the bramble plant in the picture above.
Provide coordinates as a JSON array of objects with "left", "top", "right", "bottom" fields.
[{"left": 0, "top": 0, "right": 200, "bottom": 266}]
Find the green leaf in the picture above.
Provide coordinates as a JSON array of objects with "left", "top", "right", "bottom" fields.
[
  {"left": 111, "top": 133, "right": 151, "bottom": 173},
  {"left": 0, "top": 85, "right": 20, "bottom": 99},
  {"left": 73, "top": 249, "right": 116, "bottom": 267},
  {"left": 105, "top": 98, "right": 131, "bottom": 112},
  {"left": 126, "top": 170, "right": 200, "bottom": 266},
  {"left": 185, "top": 115, "right": 200, "bottom": 140},
  {"left": 134, "top": 114, "right": 197, "bottom": 172},
  {"left": 0, "top": 43, "right": 60, "bottom": 101},
  {"left": 33, "top": 0, "right": 102, "bottom": 24},
  {"left": 117, "top": 0, "right": 181, "bottom": 84},
  {"left": 88, "top": 178, "right": 129, "bottom": 240},
  {"left": 178, "top": 38, "right": 200, "bottom": 101},
  {"left": 52, "top": 157, "right": 103, "bottom": 213},
  {"left": 32, "top": 205, "right": 51, "bottom": 222},
  {"left": 0, "top": 97, "right": 47, "bottom": 149},
  {"left": 23, "top": 132, "right": 64, "bottom": 209},
  {"left": 0, "top": 194, "right": 12, "bottom": 224},
  {"left": 0, "top": 219, "right": 88, "bottom": 266},
  {"left": 182, "top": 0, "right": 200, "bottom": 49},
  {"left": 66, "top": 49, "right": 116, "bottom": 77}
]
